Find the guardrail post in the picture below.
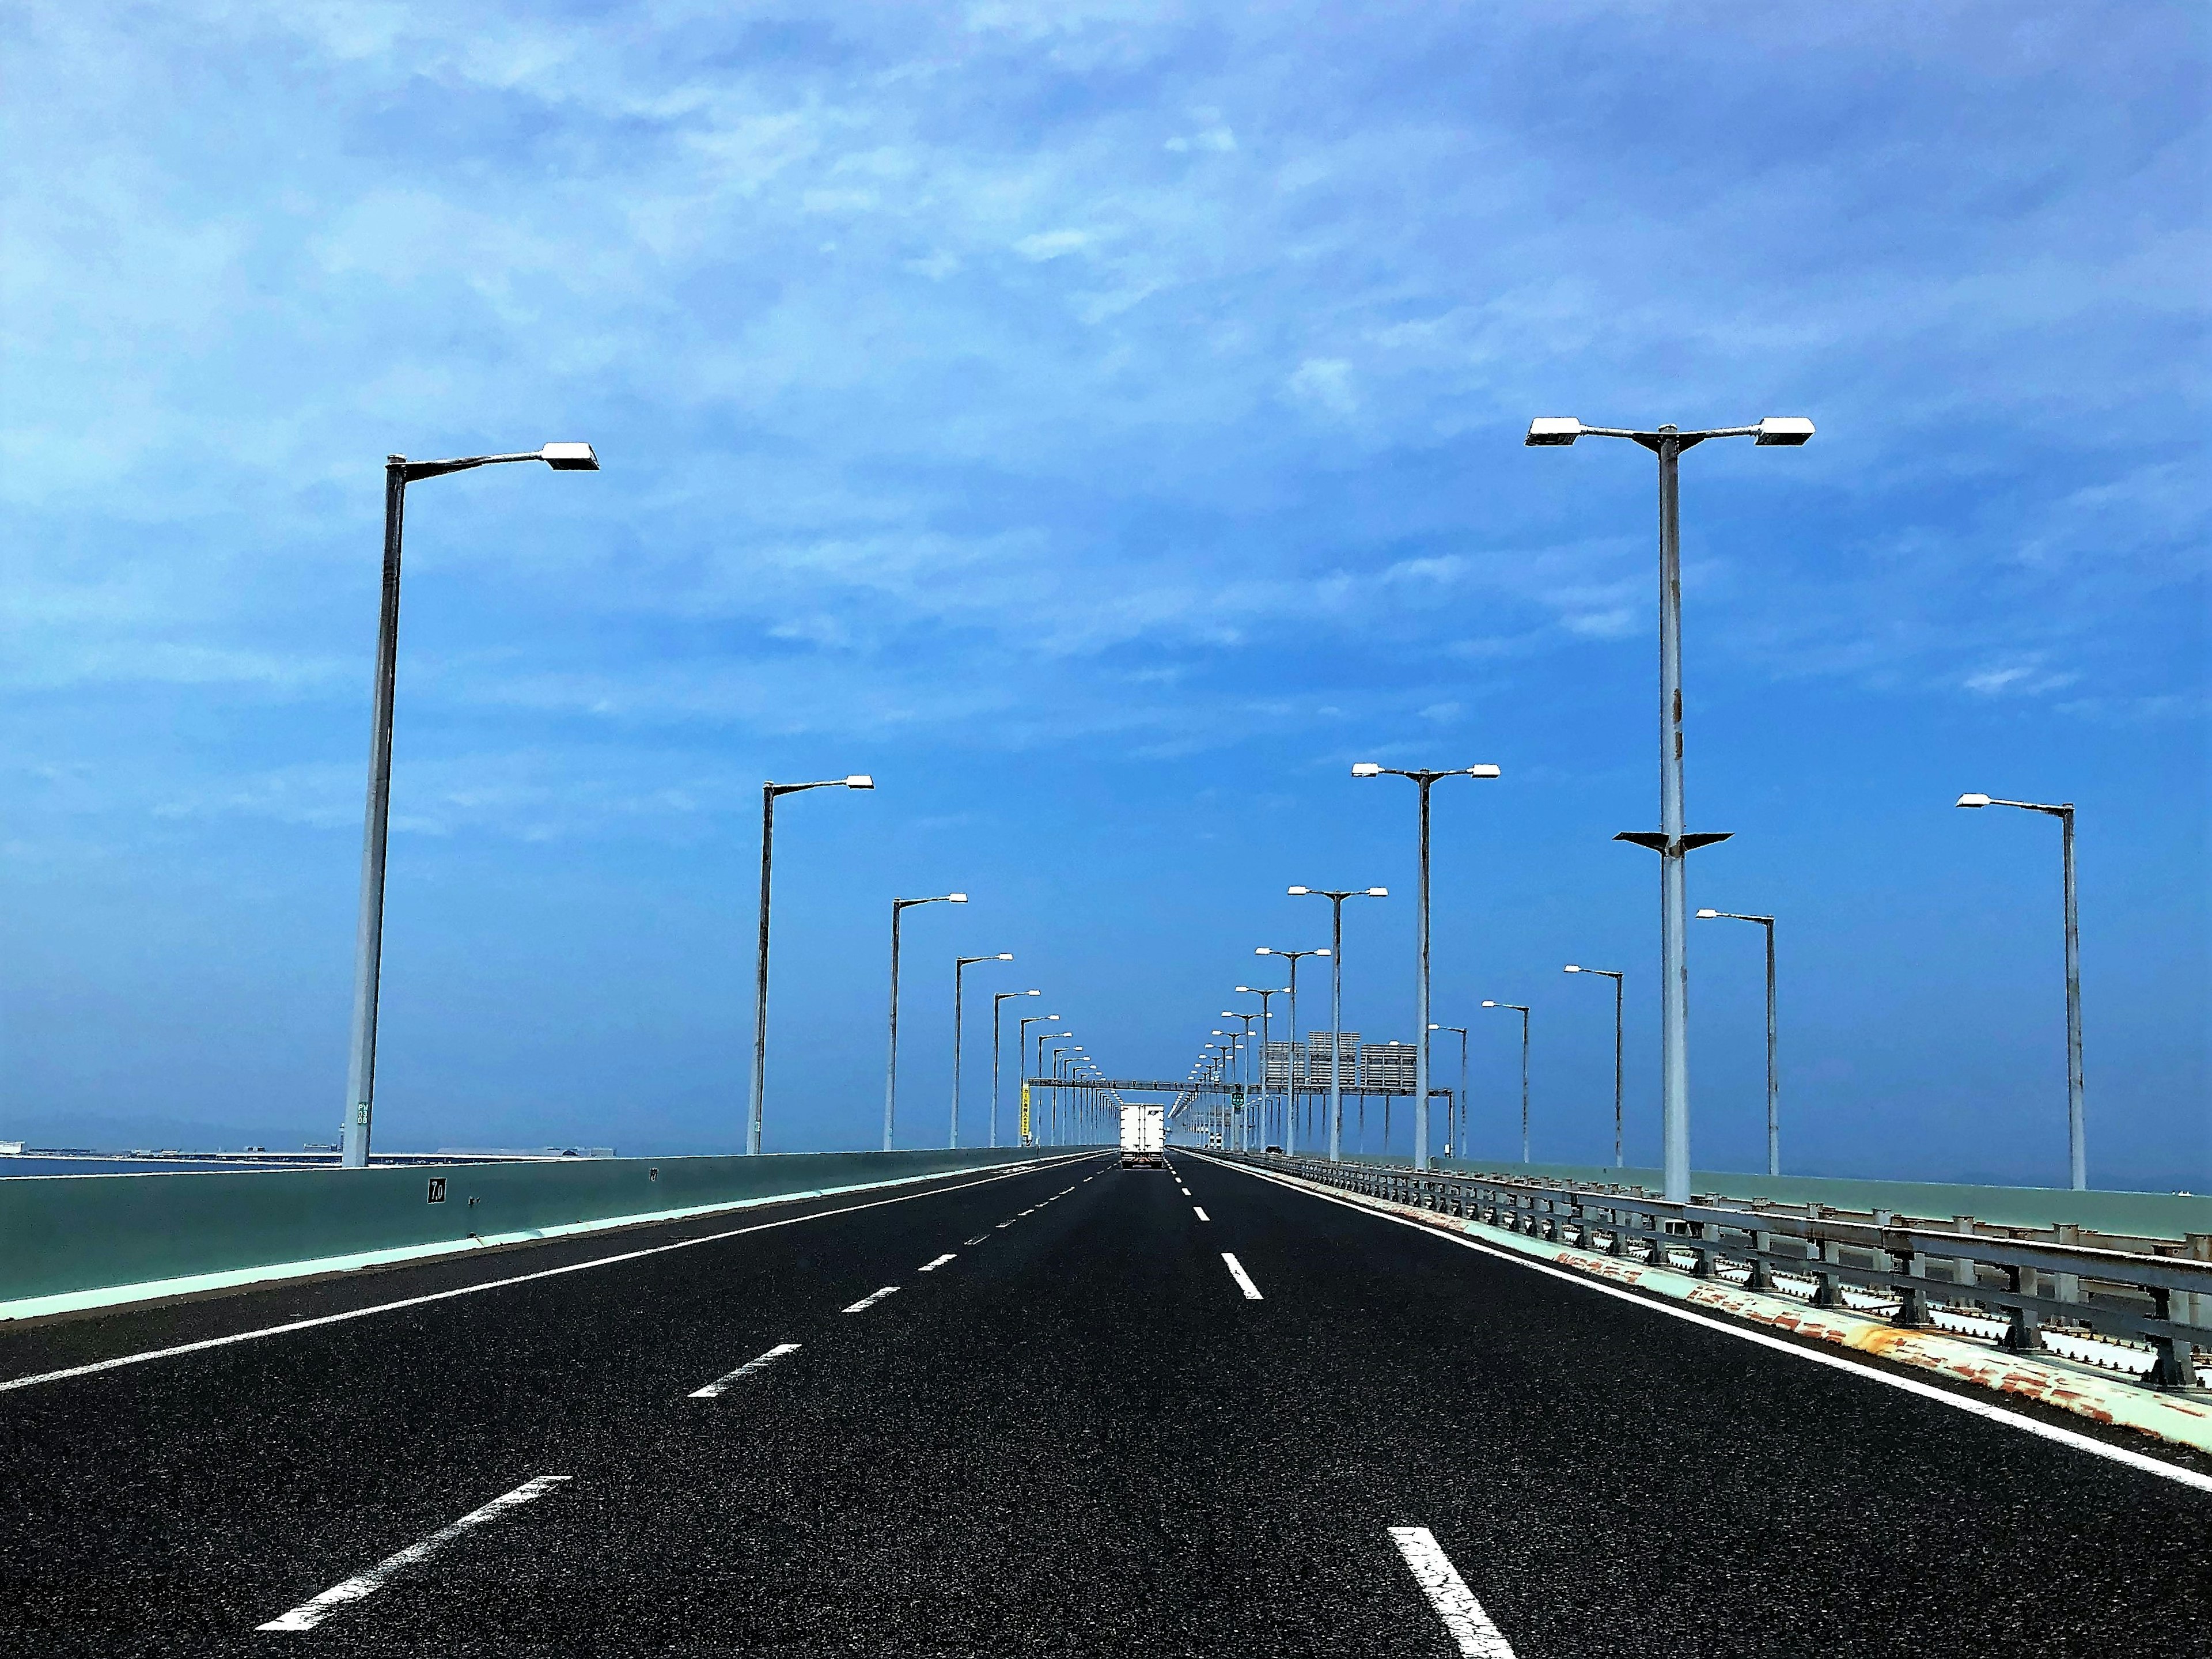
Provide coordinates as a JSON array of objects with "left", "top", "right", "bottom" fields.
[
  {"left": 1892, "top": 1249, "right": 1926, "bottom": 1327},
  {"left": 2004, "top": 1265, "right": 2043, "bottom": 1352},
  {"left": 1749, "top": 1230, "right": 1774, "bottom": 1290},
  {"left": 2148, "top": 1287, "right": 2201, "bottom": 1389},
  {"left": 1952, "top": 1216, "right": 1979, "bottom": 1296},
  {"left": 2051, "top": 1222, "right": 2082, "bottom": 1306},
  {"left": 2186, "top": 1234, "right": 2211, "bottom": 1330}
]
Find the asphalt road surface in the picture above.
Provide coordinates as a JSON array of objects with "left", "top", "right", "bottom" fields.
[{"left": 2, "top": 1149, "right": 2203, "bottom": 1657}]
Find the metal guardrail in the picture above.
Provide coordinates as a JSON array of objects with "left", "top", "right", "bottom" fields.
[{"left": 1233, "top": 1153, "right": 2211, "bottom": 1391}]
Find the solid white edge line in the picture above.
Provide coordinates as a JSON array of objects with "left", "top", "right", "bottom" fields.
[
  {"left": 841, "top": 1285, "right": 902, "bottom": 1314},
  {"left": 1, "top": 1155, "right": 1093, "bottom": 1395},
  {"left": 688, "top": 1341, "right": 801, "bottom": 1399},
  {"left": 1194, "top": 1206, "right": 1210, "bottom": 1221},
  {"left": 1388, "top": 1527, "right": 1517, "bottom": 1658},
  {"left": 1221, "top": 1252, "right": 1263, "bottom": 1300},
  {"left": 918, "top": 1253, "right": 957, "bottom": 1272},
  {"left": 1212, "top": 1157, "right": 2212, "bottom": 1497},
  {"left": 255, "top": 1475, "right": 572, "bottom": 1631}
]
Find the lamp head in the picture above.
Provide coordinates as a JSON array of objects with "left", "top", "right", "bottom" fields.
[
  {"left": 1254, "top": 946, "right": 1272, "bottom": 956},
  {"left": 1956, "top": 793, "right": 1991, "bottom": 809},
  {"left": 1234, "top": 986, "right": 1251, "bottom": 993},
  {"left": 997, "top": 952, "right": 1014, "bottom": 960},
  {"left": 1351, "top": 762, "right": 1382, "bottom": 778},
  {"left": 1026, "top": 988, "right": 1040, "bottom": 996},
  {"left": 1366, "top": 887, "right": 1388, "bottom": 897},
  {"left": 1695, "top": 908, "right": 1719, "bottom": 919},
  {"left": 1316, "top": 948, "right": 1331, "bottom": 957},
  {"left": 1467, "top": 764, "right": 1502, "bottom": 778},
  {"left": 540, "top": 442, "right": 599, "bottom": 471},
  {"left": 844, "top": 775, "right": 874, "bottom": 790},
  {"left": 1286, "top": 886, "right": 1310, "bottom": 896},
  {"left": 1754, "top": 416, "right": 1816, "bottom": 447},
  {"left": 948, "top": 892, "right": 968, "bottom": 902},
  {"left": 1525, "top": 416, "right": 1582, "bottom": 446},
  {"left": 1482, "top": 999, "right": 1498, "bottom": 1007},
  {"left": 1564, "top": 964, "right": 1581, "bottom": 972}
]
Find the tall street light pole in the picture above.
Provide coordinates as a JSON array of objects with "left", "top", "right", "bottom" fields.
[
  {"left": 1255, "top": 946, "right": 1328, "bottom": 1156},
  {"left": 1527, "top": 412, "right": 1812, "bottom": 1200},
  {"left": 1564, "top": 965, "right": 1627, "bottom": 1168},
  {"left": 1234, "top": 984, "right": 1286, "bottom": 1150},
  {"left": 1352, "top": 762, "right": 1502, "bottom": 1171},
  {"left": 952, "top": 953, "right": 1015, "bottom": 1148},
  {"left": 1018, "top": 1013, "right": 1059, "bottom": 1145},
  {"left": 1220, "top": 1013, "right": 1258, "bottom": 1150},
  {"left": 750, "top": 775, "right": 875, "bottom": 1156},
  {"left": 1957, "top": 793, "right": 2086, "bottom": 1188},
  {"left": 1288, "top": 887, "right": 1388, "bottom": 1162},
  {"left": 1435, "top": 1024, "right": 1468, "bottom": 1157},
  {"left": 1483, "top": 1001, "right": 1531, "bottom": 1163},
  {"left": 992, "top": 988, "right": 1040, "bottom": 1150},
  {"left": 341, "top": 442, "right": 600, "bottom": 1169},
  {"left": 1036, "top": 1030, "right": 1070, "bottom": 1141},
  {"left": 884, "top": 893, "right": 967, "bottom": 1150},
  {"left": 1694, "top": 910, "right": 1779, "bottom": 1176}
]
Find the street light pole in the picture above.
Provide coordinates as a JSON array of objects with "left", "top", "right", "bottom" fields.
[
  {"left": 1565, "top": 965, "right": 1627, "bottom": 1168},
  {"left": 1234, "top": 985, "right": 1286, "bottom": 1150},
  {"left": 884, "top": 893, "right": 967, "bottom": 1150},
  {"left": 1957, "top": 793, "right": 2086, "bottom": 1188},
  {"left": 749, "top": 775, "right": 876, "bottom": 1156},
  {"left": 952, "top": 953, "right": 1015, "bottom": 1149},
  {"left": 1694, "top": 910, "right": 1778, "bottom": 1176},
  {"left": 1483, "top": 1001, "right": 1531, "bottom": 1162},
  {"left": 340, "top": 443, "right": 600, "bottom": 1169},
  {"left": 1289, "top": 886, "right": 1388, "bottom": 1162},
  {"left": 1437, "top": 1025, "right": 1468, "bottom": 1157},
  {"left": 1018, "top": 1014, "right": 1060, "bottom": 1145},
  {"left": 992, "top": 988, "right": 1040, "bottom": 1150},
  {"left": 1527, "top": 411, "right": 1811, "bottom": 1200},
  {"left": 1255, "top": 946, "right": 1328, "bottom": 1156},
  {"left": 1220, "top": 1013, "right": 1258, "bottom": 1150},
  {"left": 1352, "top": 762, "right": 1501, "bottom": 1170}
]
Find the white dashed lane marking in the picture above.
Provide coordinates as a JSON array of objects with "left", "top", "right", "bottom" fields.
[
  {"left": 841, "top": 1286, "right": 902, "bottom": 1314},
  {"left": 963, "top": 1234, "right": 989, "bottom": 1245},
  {"left": 255, "top": 1476, "right": 572, "bottom": 1631},
  {"left": 1388, "top": 1528, "right": 1517, "bottom": 1657},
  {"left": 1221, "top": 1253, "right": 1263, "bottom": 1300},
  {"left": 918, "top": 1253, "right": 956, "bottom": 1272},
  {"left": 689, "top": 1342, "right": 800, "bottom": 1400},
  {"left": 1193, "top": 1206, "right": 1210, "bottom": 1221}
]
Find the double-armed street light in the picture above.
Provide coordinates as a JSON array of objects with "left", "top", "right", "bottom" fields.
[
  {"left": 1253, "top": 946, "right": 1328, "bottom": 1154},
  {"left": 1221, "top": 1012, "right": 1259, "bottom": 1149},
  {"left": 1957, "top": 792, "right": 2087, "bottom": 1188},
  {"left": 1563, "top": 965, "right": 1627, "bottom": 1169},
  {"left": 884, "top": 893, "right": 967, "bottom": 1150},
  {"left": 1287, "top": 887, "right": 1388, "bottom": 1161},
  {"left": 1482, "top": 1001, "right": 1532, "bottom": 1163},
  {"left": 341, "top": 441, "right": 600, "bottom": 1169},
  {"left": 1234, "top": 984, "right": 1287, "bottom": 1150},
  {"left": 1352, "top": 762, "right": 1502, "bottom": 1170},
  {"left": 951, "top": 953, "right": 1015, "bottom": 1147},
  {"left": 991, "top": 988, "right": 1041, "bottom": 1149},
  {"left": 1526, "top": 410, "right": 1813, "bottom": 1201},
  {"left": 1695, "top": 910, "right": 1780, "bottom": 1176},
  {"left": 749, "top": 775, "right": 875, "bottom": 1155}
]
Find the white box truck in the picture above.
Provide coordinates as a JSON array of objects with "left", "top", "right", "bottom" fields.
[{"left": 1120, "top": 1103, "right": 1165, "bottom": 1168}]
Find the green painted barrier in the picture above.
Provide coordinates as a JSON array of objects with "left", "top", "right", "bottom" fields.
[
  {"left": 0, "top": 1146, "right": 1085, "bottom": 1310},
  {"left": 1361, "top": 1156, "right": 2211, "bottom": 1240}
]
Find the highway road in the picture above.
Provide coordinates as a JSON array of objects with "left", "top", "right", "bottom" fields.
[{"left": 1, "top": 1149, "right": 2203, "bottom": 1656}]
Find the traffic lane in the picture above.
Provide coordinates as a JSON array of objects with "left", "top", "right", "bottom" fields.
[
  {"left": 0, "top": 1152, "right": 1096, "bottom": 1386},
  {"left": 1179, "top": 1153, "right": 2211, "bottom": 1656},
  {"left": 266, "top": 1158, "right": 1467, "bottom": 1659},
  {"left": 0, "top": 1156, "right": 1111, "bottom": 1653}
]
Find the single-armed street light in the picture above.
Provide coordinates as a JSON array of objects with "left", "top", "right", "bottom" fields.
[
  {"left": 1527, "top": 411, "right": 1812, "bottom": 1202},
  {"left": 1037, "top": 1029, "right": 1071, "bottom": 1141},
  {"left": 1352, "top": 762, "right": 1502, "bottom": 1170},
  {"left": 749, "top": 775, "right": 875, "bottom": 1156},
  {"left": 1234, "top": 984, "right": 1287, "bottom": 1151},
  {"left": 1431, "top": 1024, "right": 1469, "bottom": 1157},
  {"left": 340, "top": 442, "right": 600, "bottom": 1169},
  {"left": 1694, "top": 910, "right": 1779, "bottom": 1176},
  {"left": 884, "top": 893, "right": 967, "bottom": 1150},
  {"left": 1018, "top": 1015, "right": 1062, "bottom": 1145},
  {"left": 991, "top": 988, "right": 1041, "bottom": 1149},
  {"left": 1482, "top": 1001, "right": 1532, "bottom": 1164},
  {"left": 1287, "top": 889, "right": 1387, "bottom": 1162},
  {"left": 950, "top": 953, "right": 1014, "bottom": 1147},
  {"left": 1563, "top": 966, "right": 1627, "bottom": 1168},
  {"left": 1253, "top": 946, "right": 1328, "bottom": 1154},
  {"left": 1957, "top": 793, "right": 2087, "bottom": 1188}
]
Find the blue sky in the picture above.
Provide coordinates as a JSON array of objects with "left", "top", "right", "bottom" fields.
[{"left": 2, "top": 2, "right": 2205, "bottom": 1187}]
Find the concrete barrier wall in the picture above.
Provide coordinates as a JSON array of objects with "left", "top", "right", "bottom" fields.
[
  {"left": 1355, "top": 1155, "right": 2211, "bottom": 1239},
  {"left": 0, "top": 1146, "right": 1069, "bottom": 1309}
]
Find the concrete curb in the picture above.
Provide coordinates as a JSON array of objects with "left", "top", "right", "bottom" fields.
[
  {"left": 0, "top": 1152, "right": 1080, "bottom": 1326},
  {"left": 1232, "top": 1158, "right": 2212, "bottom": 1457}
]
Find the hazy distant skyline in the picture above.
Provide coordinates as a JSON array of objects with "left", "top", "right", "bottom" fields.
[{"left": 2, "top": 2, "right": 2204, "bottom": 1186}]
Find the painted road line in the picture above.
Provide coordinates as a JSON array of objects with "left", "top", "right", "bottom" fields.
[
  {"left": 841, "top": 1286, "right": 902, "bottom": 1314},
  {"left": 1215, "top": 1157, "right": 2212, "bottom": 1497},
  {"left": 255, "top": 1476, "right": 572, "bottom": 1631},
  {"left": 963, "top": 1234, "right": 990, "bottom": 1245},
  {"left": 918, "top": 1253, "right": 957, "bottom": 1272},
  {"left": 1221, "top": 1253, "right": 1263, "bottom": 1300},
  {"left": 995, "top": 1221, "right": 1017, "bottom": 1229},
  {"left": 1388, "top": 1528, "right": 1517, "bottom": 1658},
  {"left": 1193, "top": 1206, "right": 1211, "bottom": 1221},
  {"left": 689, "top": 1342, "right": 801, "bottom": 1400},
  {"left": 0, "top": 1156, "right": 1090, "bottom": 1396}
]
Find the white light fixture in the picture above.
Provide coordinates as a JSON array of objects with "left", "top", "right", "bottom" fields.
[
  {"left": 1695, "top": 909, "right": 1719, "bottom": 919},
  {"left": 1286, "top": 886, "right": 1310, "bottom": 896},
  {"left": 1956, "top": 793, "right": 1991, "bottom": 809},
  {"left": 1564, "top": 964, "right": 1582, "bottom": 972},
  {"left": 948, "top": 892, "right": 969, "bottom": 902},
  {"left": 1351, "top": 763, "right": 1382, "bottom": 778},
  {"left": 1482, "top": 999, "right": 1498, "bottom": 1007},
  {"left": 1366, "top": 887, "right": 1388, "bottom": 897},
  {"left": 995, "top": 952, "right": 1014, "bottom": 961},
  {"left": 540, "top": 442, "right": 600, "bottom": 471},
  {"left": 1754, "top": 416, "right": 1816, "bottom": 447},
  {"left": 1524, "top": 416, "right": 1583, "bottom": 446},
  {"left": 1468, "top": 764, "right": 1502, "bottom": 778},
  {"left": 845, "top": 775, "right": 874, "bottom": 789}
]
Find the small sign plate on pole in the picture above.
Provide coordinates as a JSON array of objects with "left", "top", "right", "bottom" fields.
[
  {"left": 427, "top": 1176, "right": 446, "bottom": 1203},
  {"left": 1020, "top": 1084, "right": 1031, "bottom": 1143}
]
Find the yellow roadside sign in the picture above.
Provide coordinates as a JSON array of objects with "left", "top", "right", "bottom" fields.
[{"left": 1020, "top": 1083, "right": 1031, "bottom": 1142}]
